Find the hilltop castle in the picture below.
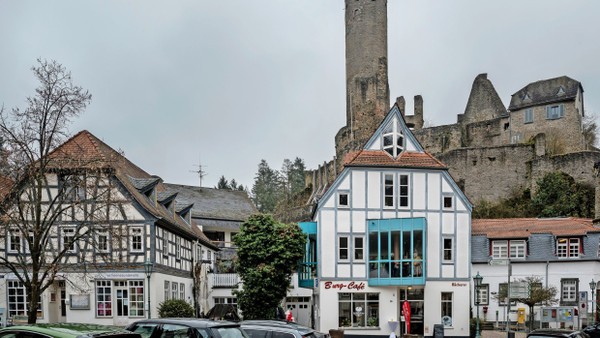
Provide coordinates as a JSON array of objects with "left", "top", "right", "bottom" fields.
[{"left": 282, "top": 0, "right": 600, "bottom": 223}]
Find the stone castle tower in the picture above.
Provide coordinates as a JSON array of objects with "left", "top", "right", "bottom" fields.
[{"left": 335, "top": 0, "right": 390, "bottom": 169}]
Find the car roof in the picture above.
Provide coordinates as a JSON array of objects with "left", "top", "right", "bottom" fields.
[
  {"left": 0, "top": 323, "right": 139, "bottom": 338},
  {"left": 129, "top": 318, "right": 240, "bottom": 329},
  {"left": 528, "top": 329, "right": 586, "bottom": 337},
  {"left": 240, "top": 321, "right": 314, "bottom": 334}
]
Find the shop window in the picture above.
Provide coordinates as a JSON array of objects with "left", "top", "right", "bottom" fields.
[
  {"left": 96, "top": 280, "right": 112, "bottom": 317},
  {"left": 557, "top": 238, "right": 580, "bottom": 258},
  {"left": 128, "top": 280, "right": 145, "bottom": 317},
  {"left": 441, "top": 292, "right": 453, "bottom": 327},
  {"left": 338, "top": 293, "right": 379, "bottom": 328},
  {"left": 7, "top": 280, "right": 42, "bottom": 318}
]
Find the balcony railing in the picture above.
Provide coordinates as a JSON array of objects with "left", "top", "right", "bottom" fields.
[
  {"left": 212, "top": 273, "right": 239, "bottom": 288},
  {"left": 298, "top": 262, "right": 317, "bottom": 288}
]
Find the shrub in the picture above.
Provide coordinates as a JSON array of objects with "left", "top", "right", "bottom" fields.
[{"left": 158, "top": 299, "right": 194, "bottom": 318}]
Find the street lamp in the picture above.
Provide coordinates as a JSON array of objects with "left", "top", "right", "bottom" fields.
[
  {"left": 590, "top": 279, "right": 597, "bottom": 326},
  {"left": 473, "top": 272, "right": 483, "bottom": 338},
  {"left": 144, "top": 260, "right": 154, "bottom": 319}
]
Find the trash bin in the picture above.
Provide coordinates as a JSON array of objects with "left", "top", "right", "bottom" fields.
[
  {"left": 329, "top": 329, "right": 344, "bottom": 338},
  {"left": 507, "top": 331, "right": 515, "bottom": 338},
  {"left": 433, "top": 324, "right": 444, "bottom": 338}
]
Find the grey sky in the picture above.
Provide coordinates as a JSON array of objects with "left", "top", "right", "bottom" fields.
[{"left": 1, "top": 1, "right": 599, "bottom": 190}]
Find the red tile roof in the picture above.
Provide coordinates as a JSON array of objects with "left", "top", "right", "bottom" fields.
[
  {"left": 343, "top": 150, "right": 447, "bottom": 169},
  {"left": 472, "top": 218, "right": 598, "bottom": 238}
]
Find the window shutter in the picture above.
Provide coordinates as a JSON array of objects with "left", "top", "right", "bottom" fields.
[
  {"left": 560, "top": 104, "right": 564, "bottom": 118},
  {"left": 546, "top": 106, "right": 550, "bottom": 119}
]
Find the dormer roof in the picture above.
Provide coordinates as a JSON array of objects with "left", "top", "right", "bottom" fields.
[{"left": 472, "top": 217, "right": 597, "bottom": 238}]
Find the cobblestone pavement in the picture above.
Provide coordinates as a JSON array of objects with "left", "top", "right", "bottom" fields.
[{"left": 481, "top": 330, "right": 528, "bottom": 338}]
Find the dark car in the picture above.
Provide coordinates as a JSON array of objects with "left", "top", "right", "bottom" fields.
[
  {"left": 125, "top": 318, "right": 247, "bottom": 338},
  {"left": 528, "top": 329, "right": 589, "bottom": 338},
  {"left": 584, "top": 324, "right": 600, "bottom": 338},
  {"left": 240, "top": 320, "right": 325, "bottom": 338},
  {"left": 0, "top": 323, "right": 142, "bottom": 338}
]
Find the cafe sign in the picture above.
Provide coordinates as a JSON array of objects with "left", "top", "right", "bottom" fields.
[{"left": 323, "top": 281, "right": 366, "bottom": 291}]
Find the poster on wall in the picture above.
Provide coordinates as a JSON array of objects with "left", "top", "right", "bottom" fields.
[{"left": 70, "top": 294, "right": 90, "bottom": 310}]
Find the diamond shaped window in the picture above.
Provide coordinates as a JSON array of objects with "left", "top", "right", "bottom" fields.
[{"left": 382, "top": 118, "right": 404, "bottom": 158}]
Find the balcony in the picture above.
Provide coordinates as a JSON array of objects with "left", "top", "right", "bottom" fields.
[
  {"left": 298, "top": 222, "right": 317, "bottom": 288},
  {"left": 212, "top": 273, "right": 239, "bottom": 288}
]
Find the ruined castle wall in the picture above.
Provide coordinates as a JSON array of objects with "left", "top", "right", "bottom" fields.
[
  {"left": 529, "top": 151, "right": 600, "bottom": 190},
  {"left": 464, "top": 116, "right": 511, "bottom": 148},
  {"left": 437, "top": 145, "right": 534, "bottom": 202},
  {"left": 412, "top": 123, "right": 464, "bottom": 154}
]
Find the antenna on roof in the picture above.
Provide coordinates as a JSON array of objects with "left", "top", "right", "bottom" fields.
[{"left": 190, "top": 157, "right": 207, "bottom": 187}]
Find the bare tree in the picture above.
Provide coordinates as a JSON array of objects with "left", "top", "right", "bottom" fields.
[{"left": 0, "top": 59, "right": 120, "bottom": 323}]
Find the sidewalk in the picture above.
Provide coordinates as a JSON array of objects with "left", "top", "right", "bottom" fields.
[{"left": 481, "top": 330, "right": 527, "bottom": 338}]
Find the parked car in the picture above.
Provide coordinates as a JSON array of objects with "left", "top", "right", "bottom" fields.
[
  {"left": 125, "top": 318, "right": 247, "bottom": 338},
  {"left": 0, "top": 323, "right": 142, "bottom": 338},
  {"left": 528, "top": 329, "right": 589, "bottom": 338},
  {"left": 584, "top": 324, "right": 600, "bottom": 338},
  {"left": 240, "top": 320, "right": 326, "bottom": 338}
]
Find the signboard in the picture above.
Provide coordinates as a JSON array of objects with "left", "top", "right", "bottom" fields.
[
  {"left": 488, "top": 259, "right": 509, "bottom": 266},
  {"left": 579, "top": 291, "right": 588, "bottom": 319},
  {"left": 510, "top": 282, "right": 529, "bottom": 298},
  {"left": 70, "top": 294, "right": 90, "bottom": 310},
  {"left": 541, "top": 307, "right": 576, "bottom": 324}
]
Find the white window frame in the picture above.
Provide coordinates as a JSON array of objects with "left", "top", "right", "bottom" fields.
[
  {"left": 399, "top": 174, "right": 409, "bottom": 208},
  {"left": 180, "top": 283, "right": 185, "bottom": 300},
  {"left": 384, "top": 174, "right": 394, "bottom": 208},
  {"left": 382, "top": 119, "right": 404, "bottom": 158},
  {"left": 129, "top": 227, "right": 144, "bottom": 253},
  {"left": 442, "top": 237, "right": 453, "bottom": 263},
  {"left": 354, "top": 236, "right": 365, "bottom": 262},
  {"left": 128, "top": 280, "right": 145, "bottom": 317},
  {"left": 162, "top": 230, "right": 169, "bottom": 256},
  {"left": 509, "top": 240, "right": 526, "bottom": 259},
  {"left": 96, "top": 280, "right": 113, "bottom": 317},
  {"left": 96, "top": 229, "right": 110, "bottom": 253},
  {"left": 441, "top": 292, "right": 453, "bottom": 327},
  {"left": 338, "top": 192, "right": 349, "bottom": 208},
  {"left": 176, "top": 237, "right": 181, "bottom": 260},
  {"left": 561, "top": 279, "right": 577, "bottom": 303},
  {"left": 164, "top": 281, "right": 170, "bottom": 301},
  {"left": 62, "top": 227, "right": 77, "bottom": 253},
  {"left": 524, "top": 108, "right": 533, "bottom": 124},
  {"left": 492, "top": 240, "right": 508, "bottom": 259},
  {"left": 477, "top": 284, "right": 489, "bottom": 305},
  {"left": 443, "top": 194, "right": 453, "bottom": 210},
  {"left": 8, "top": 280, "right": 42, "bottom": 319},
  {"left": 338, "top": 235, "right": 349, "bottom": 261},
  {"left": 557, "top": 238, "right": 580, "bottom": 258},
  {"left": 172, "top": 281, "right": 178, "bottom": 300},
  {"left": 8, "top": 229, "right": 21, "bottom": 253}
]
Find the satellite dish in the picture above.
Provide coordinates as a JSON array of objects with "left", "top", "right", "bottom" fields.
[{"left": 442, "top": 316, "right": 452, "bottom": 327}]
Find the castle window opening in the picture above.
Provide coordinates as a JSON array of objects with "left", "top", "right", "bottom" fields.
[
  {"left": 503, "top": 122, "right": 510, "bottom": 131},
  {"left": 524, "top": 108, "right": 533, "bottom": 124},
  {"left": 546, "top": 104, "right": 565, "bottom": 120}
]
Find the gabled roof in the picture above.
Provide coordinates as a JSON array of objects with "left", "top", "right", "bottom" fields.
[
  {"left": 163, "top": 183, "right": 257, "bottom": 221},
  {"left": 47, "top": 130, "right": 217, "bottom": 250},
  {"left": 472, "top": 217, "right": 597, "bottom": 238},
  {"left": 509, "top": 76, "right": 582, "bottom": 111},
  {"left": 343, "top": 150, "right": 446, "bottom": 170}
]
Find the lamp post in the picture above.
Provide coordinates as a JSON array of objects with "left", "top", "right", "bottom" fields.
[
  {"left": 474, "top": 272, "right": 483, "bottom": 338},
  {"left": 590, "top": 279, "right": 597, "bottom": 326},
  {"left": 144, "top": 260, "right": 154, "bottom": 319}
]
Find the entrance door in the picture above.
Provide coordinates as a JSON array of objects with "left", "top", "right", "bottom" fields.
[
  {"left": 115, "top": 281, "right": 129, "bottom": 317},
  {"left": 58, "top": 281, "right": 66, "bottom": 322},
  {"left": 398, "top": 288, "right": 424, "bottom": 335}
]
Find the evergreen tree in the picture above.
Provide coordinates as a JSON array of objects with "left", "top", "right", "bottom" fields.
[
  {"left": 251, "top": 160, "right": 283, "bottom": 213},
  {"left": 216, "top": 175, "right": 229, "bottom": 189},
  {"left": 232, "top": 214, "right": 306, "bottom": 319}
]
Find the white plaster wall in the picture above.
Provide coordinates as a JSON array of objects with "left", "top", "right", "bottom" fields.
[
  {"left": 413, "top": 173, "right": 426, "bottom": 210},
  {"left": 427, "top": 173, "right": 441, "bottom": 210},
  {"left": 339, "top": 175, "right": 350, "bottom": 190},
  {"left": 424, "top": 281, "right": 471, "bottom": 337},
  {"left": 353, "top": 211, "right": 366, "bottom": 232},
  {"left": 427, "top": 213, "right": 440, "bottom": 278},
  {"left": 320, "top": 210, "right": 336, "bottom": 278},
  {"left": 442, "top": 213, "right": 454, "bottom": 234},
  {"left": 338, "top": 210, "right": 351, "bottom": 233},
  {"left": 352, "top": 171, "right": 365, "bottom": 208},
  {"left": 456, "top": 214, "right": 470, "bottom": 278},
  {"left": 367, "top": 172, "right": 381, "bottom": 208}
]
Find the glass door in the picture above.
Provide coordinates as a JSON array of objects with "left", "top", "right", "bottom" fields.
[
  {"left": 115, "top": 281, "right": 129, "bottom": 317},
  {"left": 398, "top": 287, "right": 424, "bottom": 335}
]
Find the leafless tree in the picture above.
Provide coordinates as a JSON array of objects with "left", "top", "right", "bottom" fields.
[{"left": 0, "top": 59, "right": 121, "bottom": 323}]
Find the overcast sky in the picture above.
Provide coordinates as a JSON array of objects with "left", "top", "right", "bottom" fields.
[{"left": 1, "top": 1, "right": 599, "bottom": 190}]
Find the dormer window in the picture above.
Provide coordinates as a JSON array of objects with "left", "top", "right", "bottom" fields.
[
  {"left": 557, "top": 86, "right": 565, "bottom": 96},
  {"left": 523, "top": 92, "right": 531, "bottom": 101},
  {"left": 382, "top": 119, "right": 404, "bottom": 158}
]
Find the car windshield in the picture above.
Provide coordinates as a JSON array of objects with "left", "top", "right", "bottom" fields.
[{"left": 213, "top": 327, "right": 247, "bottom": 338}]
